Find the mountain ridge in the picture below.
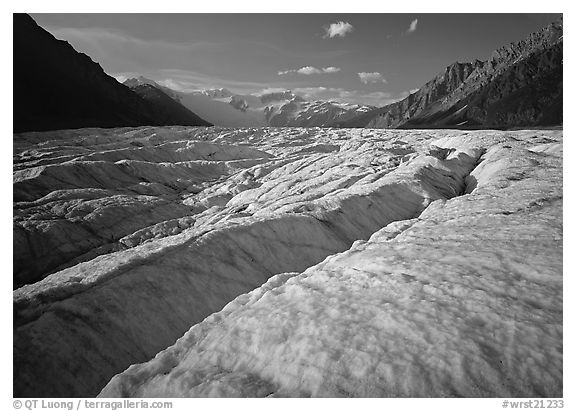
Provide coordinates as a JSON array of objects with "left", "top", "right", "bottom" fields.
[
  {"left": 13, "top": 14, "right": 211, "bottom": 132},
  {"left": 338, "top": 18, "right": 562, "bottom": 129},
  {"left": 129, "top": 84, "right": 213, "bottom": 126}
]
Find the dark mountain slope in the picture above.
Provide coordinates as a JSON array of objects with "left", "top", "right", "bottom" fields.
[
  {"left": 335, "top": 61, "right": 486, "bottom": 129},
  {"left": 338, "top": 19, "right": 562, "bottom": 130},
  {"left": 400, "top": 44, "right": 562, "bottom": 129},
  {"left": 13, "top": 14, "right": 210, "bottom": 132}
]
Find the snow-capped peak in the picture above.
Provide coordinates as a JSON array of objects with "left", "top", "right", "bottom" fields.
[
  {"left": 123, "top": 76, "right": 160, "bottom": 88},
  {"left": 199, "top": 88, "right": 235, "bottom": 99}
]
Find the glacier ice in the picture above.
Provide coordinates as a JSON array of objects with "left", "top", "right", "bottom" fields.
[{"left": 13, "top": 126, "right": 562, "bottom": 397}]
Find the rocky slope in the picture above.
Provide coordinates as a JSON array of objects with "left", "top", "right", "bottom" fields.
[
  {"left": 13, "top": 126, "right": 562, "bottom": 397},
  {"left": 13, "top": 14, "right": 210, "bottom": 132},
  {"left": 340, "top": 19, "right": 562, "bottom": 129},
  {"left": 265, "top": 99, "right": 373, "bottom": 127}
]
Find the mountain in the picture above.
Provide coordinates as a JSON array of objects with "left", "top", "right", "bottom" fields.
[
  {"left": 127, "top": 84, "right": 212, "bottom": 126},
  {"left": 124, "top": 77, "right": 374, "bottom": 128},
  {"left": 260, "top": 90, "right": 305, "bottom": 105},
  {"left": 215, "top": 90, "right": 374, "bottom": 127},
  {"left": 265, "top": 99, "right": 374, "bottom": 127},
  {"left": 13, "top": 14, "right": 210, "bottom": 132},
  {"left": 123, "top": 77, "right": 265, "bottom": 127},
  {"left": 123, "top": 76, "right": 180, "bottom": 100},
  {"left": 187, "top": 90, "right": 373, "bottom": 128},
  {"left": 339, "top": 19, "right": 562, "bottom": 129},
  {"left": 199, "top": 88, "right": 235, "bottom": 99}
]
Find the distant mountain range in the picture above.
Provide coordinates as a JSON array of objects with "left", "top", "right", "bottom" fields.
[
  {"left": 14, "top": 14, "right": 562, "bottom": 132},
  {"left": 122, "top": 76, "right": 375, "bottom": 128},
  {"left": 13, "top": 14, "right": 211, "bottom": 133}
]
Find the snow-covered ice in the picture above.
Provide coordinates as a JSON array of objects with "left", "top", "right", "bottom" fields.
[{"left": 13, "top": 126, "right": 562, "bottom": 397}]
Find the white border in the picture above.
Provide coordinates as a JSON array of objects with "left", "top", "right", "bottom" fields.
[{"left": 2, "top": 2, "right": 572, "bottom": 410}]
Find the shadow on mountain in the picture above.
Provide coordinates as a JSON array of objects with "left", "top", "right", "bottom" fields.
[{"left": 13, "top": 14, "right": 211, "bottom": 133}]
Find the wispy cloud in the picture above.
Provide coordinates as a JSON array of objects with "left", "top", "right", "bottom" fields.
[
  {"left": 323, "top": 21, "right": 354, "bottom": 39},
  {"left": 358, "top": 72, "right": 387, "bottom": 84},
  {"left": 407, "top": 19, "right": 418, "bottom": 34},
  {"left": 156, "top": 79, "right": 190, "bottom": 91},
  {"left": 44, "top": 26, "right": 223, "bottom": 78},
  {"left": 46, "top": 26, "right": 215, "bottom": 56},
  {"left": 278, "top": 66, "right": 341, "bottom": 76},
  {"left": 120, "top": 69, "right": 280, "bottom": 94},
  {"left": 253, "top": 87, "right": 293, "bottom": 96}
]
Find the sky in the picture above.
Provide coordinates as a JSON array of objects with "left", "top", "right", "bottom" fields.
[{"left": 31, "top": 13, "right": 561, "bottom": 106}]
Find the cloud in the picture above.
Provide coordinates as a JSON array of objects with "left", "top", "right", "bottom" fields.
[
  {"left": 296, "top": 66, "right": 322, "bottom": 75},
  {"left": 358, "top": 72, "right": 387, "bottom": 84},
  {"left": 407, "top": 19, "right": 418, "bottom": 34},
  {"left": 253, "top": 87, "right": 291, "bottom": 96},
  {"left": 135, "top": 69, "right": 282, "bottom": 94},
  {"left": 322, "top": 66, "right": 341, "bottom": 73},
  {"left": 156, "top": 79, "right": 190, "bottom": 92},
  {"left": 278, "top": 66, "right": 341, "bottom": 76},
  {"left": 323, "top": 21, "right": 354, "bottom": 38}
]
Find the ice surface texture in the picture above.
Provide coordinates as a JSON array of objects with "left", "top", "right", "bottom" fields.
[{"left": 13, "top": 127, "right": 562, "bottom": 397}]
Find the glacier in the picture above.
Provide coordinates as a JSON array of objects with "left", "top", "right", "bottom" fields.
[{"left": 13, "top": 126, "right": 562, "bottom": 397}]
